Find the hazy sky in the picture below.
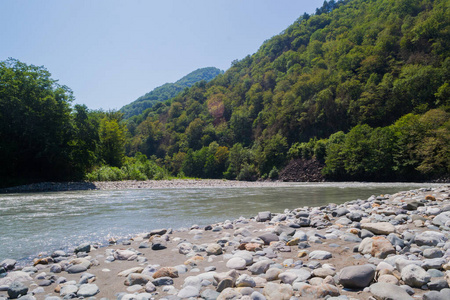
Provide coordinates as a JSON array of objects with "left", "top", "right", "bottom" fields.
[{"left": 1, "top": 0, "right": 324, "bottom": 110}]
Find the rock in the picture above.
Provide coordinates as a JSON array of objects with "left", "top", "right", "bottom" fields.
[
  {"left": 256, "top": 211, "right": 272, "bottom": 222},
  {"left": 248, "top": 260, "right": 273, "bottom": 275},
  {"left": 216, "top": 278, "right": 234, "bottom": 292},
  {"left": 401, "top": 264, "right": 431, "bottom": 287},
  {"left": 236, "top": 274, "right": 256, "bottom": 287},
  {"left": 415, "top": 231, "right": 447, "bottom": 246},
  {"left": 7, "top": 282, "right": 28, "bottom": 299},
  {"left": 60, "top": 284, "right": 78, "bottom": 297},
  {"left": 423, "top": 248, "right": 444, "bottom": 259},
  {"left": 258, "top": 233, "right": 279, "bottom": 245},
  {"left": 263, "top": 282, "right": 293, "bottom": 300},
  {"left": 67, "top": 264, "right": 87, "bottom": 274},
  {"left": 423, "top": 289, "right": 450, "bottom": 300},
  {"left": 125, "top": 273, "right": 153, "bottom": 286},
  {"left": 361, "top": 222, "right": 396, "bottom": 235},
  {"left": 226, "top": 257, "right": 247, "bottom": 270},
  {"left": 217, "top": 287, "right": 241, "bottom": 300},
  {"left": 145, "top": 281, "right": 156, "bottom": 293},
  {"left": 278, "top": 272, "right": 298, "bottom": 284},
  {"left": 77, "top": 283, "right": 99, "bottom": 297},
  {"left": 152, "top": 276, "right": 174, "bottom": 286},
  {"left": 432, "top": 212, "right": 450, "bottom": 227},
  {"left": 422, "top": 258, "right": 446, "bottom": 270},
  {"left": 0, "top": 271, "right": 32, "bottom": 285},
  {"left": 118, "top": 267, "right": 144, "bottom": 277},
  {"left": 153, "top": 267, "right": 179, "bottom": 279},
  {"left": 206, "top": 244, "right": 223, "bottom": 256},
  {"left": 378, "top": 274, "right": 399, "bottom": 285},
  {"left": 74, "top": 242, "right": 91, "bottom": 254},
  {"left": 358, "top": 237, "right": 396, "bottom": 258},
  {"left": 312, "top": 267, "right": 336, "bottom": 278},
  {"left": 149, "top": 228, "right": 167, "bottom": 236},
  {"left": 250, "top": 291, "right": 266, "bottom": 300},
  {"left": 202, "top": 288, "right": 221, "bottom": 300},
  {"left": 428, "top": 278, "right": 449, "bottom": 291},
  {"left": 309, "top": 250, "right": 332, "bottom": 260},
  {"left": 0, "top": 259, "right": 16, "bottom": 271},
  {"left": 338, "top": 264, "right": 375, "bottom": 289},
  {"left": 370, "top": 282, "right": 413, "bottom": 300},
  {"left": 114, "top": 249, "right": 136, "bottom": 260},
  {"left": 177, "top": 285, "right": 200, "bottom": 298}
]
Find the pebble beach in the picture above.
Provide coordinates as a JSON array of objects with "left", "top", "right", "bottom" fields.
[{"left": 1, "top": 184, "right": 450, "bottom": 300}]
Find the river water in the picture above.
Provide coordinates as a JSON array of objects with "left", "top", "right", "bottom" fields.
[{"left": 0, "top": 182, "right": 439, "bottom": 264}]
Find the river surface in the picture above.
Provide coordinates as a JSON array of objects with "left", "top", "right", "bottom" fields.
[{"left": 0, "top": 182, "right": 439, "bottom": 264}]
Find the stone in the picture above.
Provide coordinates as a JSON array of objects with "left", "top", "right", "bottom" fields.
[
  {"left": 0, "top": 259, "right": 16, "bottom": 271},
  {"left": 177, "top": 285, "right": 200, "bottom": 298},
  {"left": 206, "top": 243, "right": 223, "bottom": 256},
  {"left": 7, "top": 282, "right": 28, "bottom": 299},
  {"left": 234, "top": 251, "right": 253, "bottom": 266},
  {"left": 153, "top": 267, "right": 179, "bottom": 279},
  {"left": 263, "top": 282, "right": 293, "bottom": 300},
  {"left": 361, "top": 222, "right": 396, "bottom": 235},
  {"left": 423, "top": 289, "right": 450, "bottom": 300},
  {"left": 278, "top": 272, "right": 298, "bottom": 284},
  {"left": 401, "top": 264, "right": 431, "bottom": 287},
  {"left": 201, "top": 288, "right": 220, "bottom": 300},
  {"left": 77, "top": 283, "right": 99, "bottom": 297},
  {"left": 428, "top": 278, "right": 449, "bottom": 291},
  {"left": 114, "top": 249, "right": 136, "bottom": 260},
  {"left": 378, "top": 274, "right": 399, "bottom": 285},
  {"left": 415, "top": 231, "right": 447, "bottom": 246},
  {"left": 256, "top": 211, "right": 272, "bottom": 222},
  {"left": 0, "top": 271, "right": 32, "bottom": 286},
  {"left": 149, "top": 228, "right": 167, "bottom": 236},
  {"left": 217, "top": 287, "right": 241, "bottom": 300},
  {"left": 152, "top": 276, "right": 174, "bottom": 286},
  {"left": 125, "top": 273, "right": 153, "bottom": 286},
  {"left": 74, "top": 242, "right": 91, "bottom": 254},
  {"left": 258, "top": 233, "right": 279, "bottom": 245},
  {"left": 370, "top": 282, "right": 413, "bottom": 300},
  {"left": 67, "top": 264, "right": 87, "bottom": 274},
  {"left": 118, "top": 267, "right": 144, "bottom": 277},
  {"left": 432, "top": 212, "right": 450, "bottom": 227},
  {"left": 265, "top": 268, "right": 281, "bottom": 281},
  {"left": 216, "top": 278, "right": 234, "bottom": 292},
  {"left": 250, "top": 291, "right": 266, "bottom": 300},
  {"left": 358, "top": 237, "right": 396, "bottom": 259},
  {"left": 309, "top": 250, "right": 332, "bottom": 260},
  {"left": 422, "top": 258, "right": 446, "bottom": 270},
  {"left": 226, "top": 257, "right": 247, "bottom": 270},
  {"left": 236, "top": 274, "right": 256, "bottom": 287},
  {"left": 248, "top": 260, "right": 273, "bottom": 275},
  {"left": 60, "top": 284, "right": 78, "bottom": 297},
  {"left": 423, "top": 248, "right": 444, "bottom": 259},
  {"left": 145, "top": 282, "right": 156, "bottom": 293},
  {"left": 50, "top": 264, "right": 62, "bottom": 273},
  {"left": 338, "top": 264, "right": 375, "bottom": 289},
  {"left": 312, "top": 267, "right": 336, "bottom": 278}
]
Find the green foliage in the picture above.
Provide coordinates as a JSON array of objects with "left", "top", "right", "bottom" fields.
[
  {"left": 86, "top": 152, "right": 168, "bottom": 181},
  {"left": 121, "top": 67, "right": 223, "bottom": 119}
]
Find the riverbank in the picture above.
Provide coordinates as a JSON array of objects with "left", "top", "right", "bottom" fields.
[
  {"left": 0, "top": 179, "right": 296, "bottom": 194},
  {"left": 0, "top": 185, "right": 449, "bottom": 299}
]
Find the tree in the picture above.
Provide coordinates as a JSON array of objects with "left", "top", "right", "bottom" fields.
[{"left": 98, "top": 112, "right": 127, "bottom": 167}]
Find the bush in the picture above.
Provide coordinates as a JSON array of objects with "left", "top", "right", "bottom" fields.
[{"left": 268, "top": 167, "right": 279, "bottom": 179}]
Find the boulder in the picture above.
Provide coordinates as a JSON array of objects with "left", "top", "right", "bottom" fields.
[
  {"left": 370, "top": 282, "right": 413, "bottom": 300},
  {"left": 338, "top": 264, "right": 375, "bottom": 289}
]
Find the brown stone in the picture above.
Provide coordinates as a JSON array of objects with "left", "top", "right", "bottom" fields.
[
  {"left": 184, "top": 255, "right": 204, "bottom": 266},
  {"left": 33, "top": 257, "right": 53, "bottom": 266},
  {"left": 152, "top": 267, "right": 179, "bottom": 279},
  {"left": 425, "top": 195, "right": 436, "bottom": 201}
]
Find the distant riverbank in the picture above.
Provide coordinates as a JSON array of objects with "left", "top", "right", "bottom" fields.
[{"left": 0, "top": 179, "right": 295, "bottom": 194}]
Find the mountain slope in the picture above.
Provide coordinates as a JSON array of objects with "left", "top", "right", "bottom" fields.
[
  {"left": 120, "top": 67, "right": 223, "bottom": 119},
  {"left": 128, "top": 0, "right": 449, "bottom": 180}
]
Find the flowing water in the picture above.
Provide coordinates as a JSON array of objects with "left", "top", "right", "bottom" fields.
[{"left": 0, "top": 182, "right": 440, "bottom": 264}]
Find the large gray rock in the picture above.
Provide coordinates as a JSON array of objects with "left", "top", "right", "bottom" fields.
[
  {"left": 0, "top": 259, "right": 16, "bottom": 271},
  {"left": 0, "top": 271, "right": 32, "bottom": 285},
  {"left": 7, "top": 282, "right": 28, "bottom": 299},
  {"left": 370, "top": 282, "right": 413, "bottom": 300},
  {"left": 401, "top": 264, "right": 431, "bottom": 287},
  {"left": 248, "top": 260, "right": 273, "bottom": 275},
  {"left": 236, "top": 274, "right": 256, "bottom": 287},
  {"left": 258, "top": 233, "right": 279, "bottom": 245},
  {"left": 415, "top": 231, "right": 447, "bottom": 246},
  {"left": 432, "top": 212, "right": 450, "bottom": 227},
  {"left": 423, "top": 289, "right": 450, "bottom": 300},
  {"left": 67, "top": 264, "right": 87, "bottom": 274},
  {"left": 338, "top": 264, "right": 375, "bottom": 289},
  {"left": 177, "top": 285, "right": 200, "bottom": 298},
  {"left": 358, "top": 237, "right": 396, "bottom": 259},
  {"left": 263, "top": 282, "right": 293, "bottom": 300},
  {"left": 226, "top": 257, "right": 247, "bottom": 270},
  {"left": 74, "top": 243, "right": 91, "bottom": 254},
  {"left": 256, "top": 211, "right": 272, "bottom": 222},
  {"left": 361, "top": 222, "right": 396, "bottom": 235},
  {"left": 77, "top": 284, "right": 99, "bottom": 297}
]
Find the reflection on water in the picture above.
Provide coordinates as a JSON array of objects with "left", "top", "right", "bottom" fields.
[{"left": 0, "top": 182, "right": 439, "bottom": 263}]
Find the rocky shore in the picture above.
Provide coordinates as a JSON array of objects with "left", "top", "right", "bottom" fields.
[
  {"left": 1, "top": 185, "right": 450, "bottom": 300},
  {"left": 0, "top": 180, "right": 293, "bottom": 194}
]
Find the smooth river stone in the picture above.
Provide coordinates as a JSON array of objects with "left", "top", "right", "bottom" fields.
[
  {"left": 361, "top": 222, "right": 396, "bottom": 235},
  {"left": 309, "top": 250, "right": 332, "bottom": 260},
  {"left": 338, "top": 264, "right": 375, "bottom": 288},
  {"left": 401, "top": 264, "right": 431, "bottom": 287},
  {"left": 370, "top": 282, "right": 413, "bottom": 300},
  {"left": 226, "top": 257, "right": 247, "bottom": 270}
]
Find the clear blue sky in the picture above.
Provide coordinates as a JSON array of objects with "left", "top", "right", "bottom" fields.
[{"left": 1, "top": 0, "right": 324, "bottom": 110}]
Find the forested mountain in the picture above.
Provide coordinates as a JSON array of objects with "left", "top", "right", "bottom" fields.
[
  {"left": 127, "top": 0, "right": 449, "bottom": 181},
  {"left": 1, "top": 0, "right": 448, "bottom": 188},
  {"left": 120, "top": 67, "right": 223, "bottom": 119}
]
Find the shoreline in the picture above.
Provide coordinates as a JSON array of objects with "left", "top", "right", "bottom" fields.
[
  {"left": 1, "top": 179, "right": 447, "bottom": 194},
  {"left": 0, "top": 185, "right": 449, "bottom": 299}
]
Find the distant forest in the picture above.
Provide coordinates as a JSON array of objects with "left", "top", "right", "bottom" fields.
[{"left": 0, "top": 0, "right": 448, "bottom": 187}]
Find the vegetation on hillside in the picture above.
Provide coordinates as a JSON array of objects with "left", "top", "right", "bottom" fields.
[
  {"left": 120, "top": 67, "right": 223, "bottom": 120},
  {"left": 1, "top": 0, "right": 448, "bottom": 187}
]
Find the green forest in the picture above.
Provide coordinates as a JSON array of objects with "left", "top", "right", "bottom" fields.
[
  {"left": 120, "top": 67, "right": 223, "bottom": 120},
  {"left": 0, "top": 0, "right": 449, "bottom": 188}
]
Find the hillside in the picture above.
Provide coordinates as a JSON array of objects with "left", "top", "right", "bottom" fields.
[
  {"left": 127, "top": 0, "right": 449, "bottom": 181},
  {"left": 120, "top": 67, "right": 223, "bottom": 119}
]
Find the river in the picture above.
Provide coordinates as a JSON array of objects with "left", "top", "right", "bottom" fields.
[{"left": 0, "top": 182, "right": 439, "bottom": 264}]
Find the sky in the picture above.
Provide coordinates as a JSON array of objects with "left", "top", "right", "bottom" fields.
[{"left": 1, "top": 0, "right": 324, "bottom": 110}]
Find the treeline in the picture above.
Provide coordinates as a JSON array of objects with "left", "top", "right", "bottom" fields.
[
  {"left": 1, "top": 0, "right": 449, "bottom": 187},
  {"left": 0, "top": 59, "right": 168, "bottom": 188}
]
